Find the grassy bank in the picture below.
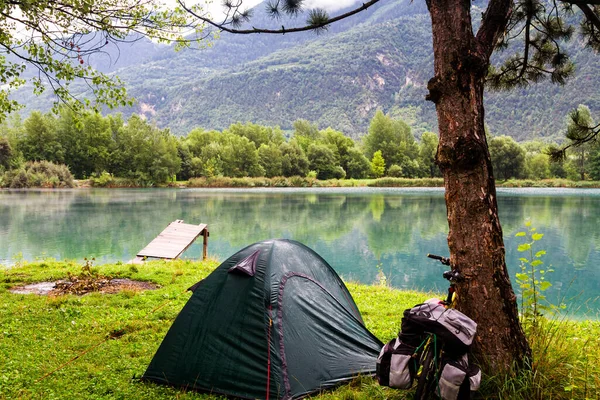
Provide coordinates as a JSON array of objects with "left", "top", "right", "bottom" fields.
[
  {"left": 78, "top": 176, "right": 600, "bottom": 189},
  {"left": 184, "top": 177, "right": 600, "bottom": 188},
  {"left": 1, "top": 260, "right": 598, "bottom": 399},
  {"left": 185, "top": 176, "right": 445, "bottom": 188},
  {"left": 498, "top": 178, "right": 600, "bottom": 188}
]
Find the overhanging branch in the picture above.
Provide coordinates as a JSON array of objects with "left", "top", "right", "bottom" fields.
[
  {"left": 177, "top": 0, "right": 382, "bottom": 34},
  {"left": 476, "top": 0, "right": 513, "bottom": 57},
  {"left": 576, "top": 2, "right": 600, "bottom": 32},
  {"left": 560, "top": 0, "right": 600, "bottom": 5}
]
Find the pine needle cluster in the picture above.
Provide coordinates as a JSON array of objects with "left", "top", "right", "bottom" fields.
[{"left": 488, "top": 0, "right": 575, "bottom": 90}]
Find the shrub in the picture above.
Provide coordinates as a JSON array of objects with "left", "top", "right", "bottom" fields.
[
  {"left": 1, "top": 161, "right": 74, "bottom": 188},
  {"left": 332, "top": 166, "right": 346, "bottom": 179},
  {"left": 317, "top": 179, "right": 342, "bottom": 187},
  {"left": 187, "top": 176, "right": 290, "bottom": 188},
  {"left": 387, "top": 164, "right": 403, "bottom": 177},
  {"left": 496, "top": 179, "right": 600, "bottom": 188},
  {"left": 368, "top": 177, "right": 444, "bottom": 187},
  {"left": 289, "top": 175, "right": 308, "bottom": 187},
  {"left": 515, "top": 221, "right": 561, "bottom": 327},
  {"left": 7, "top": 169, "right": 28, "bottom": 188},
  {"left": 90, "top": 171, "right": 115, "bottom": 187},
  {"left": 271, "top": 177, "right": 291, "bottom": 187}
]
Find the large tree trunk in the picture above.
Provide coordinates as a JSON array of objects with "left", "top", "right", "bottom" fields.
[{"left": 426, "top": 0, "right": 531, "bottom": 371}]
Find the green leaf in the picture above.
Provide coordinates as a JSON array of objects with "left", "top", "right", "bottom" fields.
[
  {"left": 539, "top": 281, "right": 552, "bottom": 291},
  {"left": 525, "top": 220, "right": 532, "bottom": 227},
  {"left": 515, "top": 273, "right": 528, "bottom": 281},
  {"left": 531, "top": 260, "right": 543, "bottom": 267},
  {"left": 519, "top": 257, "right": 528, "bottom": 262},
  {"left": 518, "top": 243, "right": 531, "bottom": 252},
  {"left": 532, "top": 233, "right": 544, "bottom": 241},
  {"left": 515, "top": 231, "right": 526, "bottom": 237},
  {"left": 535, "top": 250, "right": 546, "bottom": 257}
]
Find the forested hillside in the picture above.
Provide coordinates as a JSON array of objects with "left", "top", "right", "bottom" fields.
[{"left": 12, "top": 0, "right": 600, "bottom": 140}]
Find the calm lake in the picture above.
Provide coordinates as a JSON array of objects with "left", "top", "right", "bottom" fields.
[{"left": 1, "top": 187, "right": 599, "bottom": 315}]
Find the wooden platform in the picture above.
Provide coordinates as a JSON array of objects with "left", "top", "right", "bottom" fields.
[{"left": 130, "top": 220, "right": 209, "bottom": 263}]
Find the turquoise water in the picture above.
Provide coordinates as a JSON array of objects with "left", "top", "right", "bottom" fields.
[{"left": 1, "top": 187, "right": 599, "bottom": 314}]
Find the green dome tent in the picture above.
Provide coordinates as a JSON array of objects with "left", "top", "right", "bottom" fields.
[{"left": 142, "top": 239, "right": 383, "bottom": 399}]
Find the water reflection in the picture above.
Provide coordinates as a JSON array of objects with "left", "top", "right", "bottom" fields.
[{"left": 1, "top": 187, "right": 598, "bottom": 314}]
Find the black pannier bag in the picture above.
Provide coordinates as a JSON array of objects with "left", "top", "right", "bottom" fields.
[
  {"left": 439, "top": 353, "right": 481, "bottom": 400},
  {"left": 376, "top": 337, "right": 417, "bottom": 389}
]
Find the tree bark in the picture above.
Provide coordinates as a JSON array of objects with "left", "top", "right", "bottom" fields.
[{"left": 426, "top": 0, "right": 531, "bottom": 371}]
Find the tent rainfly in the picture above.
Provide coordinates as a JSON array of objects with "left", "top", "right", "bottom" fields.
[{"left": 142, "top": 239, "right": 383, "bottom": 399}]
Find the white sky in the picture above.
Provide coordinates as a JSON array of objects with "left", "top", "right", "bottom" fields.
[
  {"left": 196, "top": 0, "right": 362, "bottom": 17},
  {"left": 303, "top": 0, "right": 361, "bottom": 12}
]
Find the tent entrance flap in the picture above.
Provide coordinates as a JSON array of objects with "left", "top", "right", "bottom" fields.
[{"left": 228, "top": 250, "right": 261, "bottom": 276}]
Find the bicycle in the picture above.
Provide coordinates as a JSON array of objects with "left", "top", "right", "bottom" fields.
[
  {"left": 413, "top": 253, "right": 465, "bottom": 400},
  {"left": 376, "top": 254, "right": 478, "bottom": 399}
]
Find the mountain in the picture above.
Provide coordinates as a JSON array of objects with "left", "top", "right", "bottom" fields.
[{"left": 12, "top": 1, "right": 600, "bottom": 141}]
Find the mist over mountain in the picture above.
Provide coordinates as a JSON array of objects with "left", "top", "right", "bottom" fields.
[{"left": 14, "top": 0, "right": 600, "bottom": 141}]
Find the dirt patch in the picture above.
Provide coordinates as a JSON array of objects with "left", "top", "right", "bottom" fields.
[
  {"left": 10, "top": 282, "right": 56, "bottom": 295},
  {"left": 97, "top": 279, "right": 158, "bottom": 294},
  {"left": 10, "top": 278, "right": 159, "bottom": 295}
]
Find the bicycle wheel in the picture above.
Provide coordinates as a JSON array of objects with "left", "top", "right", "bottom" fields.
[{"left": 414, "top": 341, "right": 437, "bottom": 400}]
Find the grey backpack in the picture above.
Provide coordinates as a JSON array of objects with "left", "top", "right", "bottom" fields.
[{"left": 404, "top": 302, "right": 477, "bottom": 355}]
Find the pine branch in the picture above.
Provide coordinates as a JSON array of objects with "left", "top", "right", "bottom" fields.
[
  {"left": 518, "top": 2, "right": 534, "bottom": 80},
  {"left": 547, "top": 107, "right": 600, "bottom": 161},
  {"left": 487, "top": 0, "right": 576, "bottom": 89},
  {"left": 476, "top": 0, "right": 512, "bottom": 56},
  {"left": 560, "top": 0, "right": 600, "bottom": 5},
  {"left": 176, "top": 0, "right": 381, "bottom": 35},
  {"left": 577, "top": 3, "right": 600, "bottom": 50}
]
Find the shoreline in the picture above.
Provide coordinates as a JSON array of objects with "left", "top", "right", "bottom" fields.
[{"left": 15, "top": 176, "right": 600, "bottom": 189}]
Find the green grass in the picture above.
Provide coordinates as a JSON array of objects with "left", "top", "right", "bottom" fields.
[{"left": 1, "top": 260, "right": 598, "bottom": 399}]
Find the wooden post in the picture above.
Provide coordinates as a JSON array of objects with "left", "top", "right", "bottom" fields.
[{"left": 202, "top": 228, "right": 209, "bottom": 260}]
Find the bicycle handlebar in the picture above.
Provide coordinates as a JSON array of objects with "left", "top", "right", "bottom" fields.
[
  {"left": 426, "top": 253, "right": 450, "bottom": 266},
  {"left": 427, "top": 253, "right": 464, "bottom": 283},
  {"left": 443, "top": 269, "right": 464, "bottom": 282}
]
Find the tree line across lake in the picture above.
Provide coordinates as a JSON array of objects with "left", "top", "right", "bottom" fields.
[{"left": 1, "top": 106, "right": 599, "bottom": 187}]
